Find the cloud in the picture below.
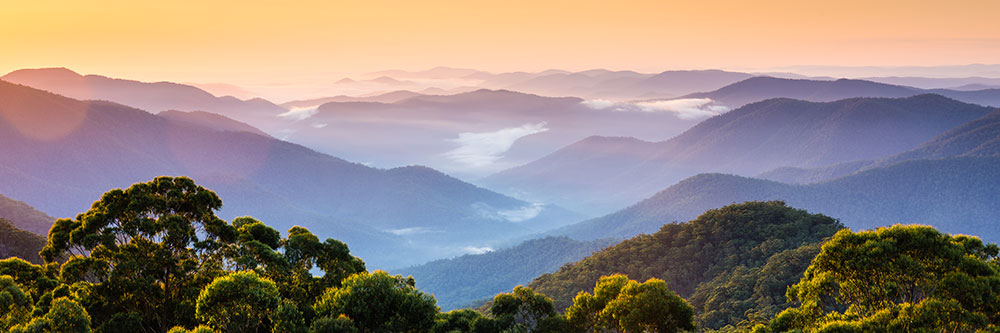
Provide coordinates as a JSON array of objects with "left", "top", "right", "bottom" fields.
[
  {"left": 461, "top": 246, "right": 494, "bottom": 255},
  {"left": 311, "top": 123, "right": 328, "bottom": 128},
  {"left": 276, "top": 106, "right": 318, "bottom": 120},
  {"left": 580, "top": 99, "right": 617, "bottom": 109},
  {"left": 443, "top": 122, "right": 549, "bottom": 168},
  {"left": 497, "top": 203, "right": 545, "bottom": 222},
  {"left": 473, "top": 202, "right": 545, "bottom": 223},
  {"left": 386, "top": 227, "right": 434, "bottom": 236},
  {"left": 580, "top": 98, "right": 729, "bottom": 120}
]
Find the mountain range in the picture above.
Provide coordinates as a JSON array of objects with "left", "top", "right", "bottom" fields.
[
  {"left": 0, "top": 68, "right": 288, "bottom": 132},
  {"left": 275, "top": 89, "right": 711, "bottom": 178},
  {"left": 676, "top": 76, "right": 1000, "bottom": 108},
  {"left": 484, "top": 94, "right": 994, "bottom": 214},
  {"left": 551, "top": 155, "right": 1000, "bottom": 243},
  {"left": 760, "top": 109, "right": 1000, "bottom": 184},
  {"left": 0, "top": 79, "right": 582, "bottom": 268}
]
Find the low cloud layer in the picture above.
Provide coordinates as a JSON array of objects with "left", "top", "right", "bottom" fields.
[
  {"left": 386, "top": 227, "right": 434, "bottom": 236},
  {"left": 276, "top": 106, "right": 319, "bottom": 120},
  {"left": 582, "top": 98, "right": 729, "bottom": 120},
  {"left": 461, "top": 246, "right": 494, "bottom": 255},
  {"left": 472, "top": 202, "right": 545, "bottom": 223},
  {"left": 443, "top": 122, "right": 549, "bottom": 168},
  {"left": 498, "top": 203, "right": 545, "bottom": 222}
]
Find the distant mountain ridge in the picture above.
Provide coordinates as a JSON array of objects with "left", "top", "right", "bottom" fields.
[
  {"left": 552, "top": 157, "right": 1000, "bottom": 243},
  {"left": 677, "top": 76, "right": 1000, "bottom": 108},
  {"left": 1, "top": 68, "right": 288, "bottom": 132},
  {"left": 759, "top": 109, "right": 1000, "bottom": 184},
  {"left": 483, "top": 94, "right": 993, "bottom": 214},
  {"left": 280, "top": 90, "right": 426, "bottom": 109},
  {"left": 280, "top": 88, "right": 706, "bottom": 179}
]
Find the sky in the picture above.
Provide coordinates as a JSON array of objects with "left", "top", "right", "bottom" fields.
[{"left": 2, "top": 0, "right": 999, "bottom": 88}]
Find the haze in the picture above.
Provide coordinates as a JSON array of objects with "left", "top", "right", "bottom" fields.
[{"left": 3, "top": 0, "right": 1000, "bottom": 101}]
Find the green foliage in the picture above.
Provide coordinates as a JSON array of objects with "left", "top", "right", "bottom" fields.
[
  {"left": 1, "top": 275, "right": 34, "bottom": 331},
  {"left": 196, "top": 271, "right": 280, "bottom": 332},
  {"left": 10, "top": 296, "right": 92, "bottom": 333},
  {"left": 282, "top": 225, "right": 367, "bottom": 315},
  {"left": 273, "top": 299, "right": 308, "bottom": 333},
  {"left": 530, "top": 201, "right": 843, "bottom": 330},
  {"left": 311, "top": 314, "right": 358, "bottom": 333},
  {"left": 490, "top": 285, "right": 559, "bottom": 332},
  {"left": 168, "top": 325, "right": 216, "bottom": 333},
  {"left": 758, "top": 225, "right": 1000, "bottom": 331},
  {"left": 687, "top": 242, "right": 823, "bottom": 330},
  {"left": 566, "top": 274, "right": 694, "bottom": 332},
  {"left": 0, "top": 257, "right": 57, "bottom": 306},
  {"left": 314, "top": 270, "right": 438, "bottom": 332},
  {"left": 0, "top": 177, "right": 377, "bottom": 332},
  {"left": 38, "top": 176, "right": 239, "bottom": 332},
  {"left": 433, "top": 309, "right": 490, "bottom": 332}
]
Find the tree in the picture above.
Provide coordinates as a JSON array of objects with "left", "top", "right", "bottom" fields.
[
  {"left": 566, "top": 274, "right": 694, "bottom": 332},
  {"left": 39, "top": 176, "right": 239, "bottom": 332},
  {"left": 311, "top": 314, "right": 357, "bottom": 333},
  {"left": 1, "top": 275, "right": 34, "bottom": 331},
  {"left": 10, "top": 296, "right": 91, "bottom": 333},
  {"left": 603, "top": 278, "right": 695, "bottom": 333},
  {"left": 757, "top": 225, "right": 1000, "bottom": 332},
  {"left": 314, "top": 270, "right": 438, "bottom": 332},
  {"left": 271, "top": 225, "right": 367, "bottom": 326},
  {"left": 272, "top": 299, "right": 307, "bottom": 333},
  {"left": 168, "top": 325, "right": 215, "bottom": 333},
  {"left": 0, "top": 257, "right": 58, "bottom": 303},
  {"left": 196, "top": 271, "right": 280, "bottom": 332},
  {"left": 490, "top": 285, "right": 561, "bottom": 332}
]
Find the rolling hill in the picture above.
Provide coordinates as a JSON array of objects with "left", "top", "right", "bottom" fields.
[
  {"left": 552, "top": 157, "right": 1000, "bottom": 243},
  {"left": 0, "top": 79, "right": 582, "bottom": 268},
  {"left": 529, "top": 201, "right": 843, "bottom": 329}
]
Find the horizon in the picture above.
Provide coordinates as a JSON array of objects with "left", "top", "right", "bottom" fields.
[
  {"left": 4, "top": 0, "right": 999, "bottom": 99},
  {"left": 6, "top": 63, "right": 1000, "bottom": 103}
]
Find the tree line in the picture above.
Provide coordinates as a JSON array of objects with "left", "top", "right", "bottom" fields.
[{"left": 2, "top": 177, "right": 999, "bottom": 332}]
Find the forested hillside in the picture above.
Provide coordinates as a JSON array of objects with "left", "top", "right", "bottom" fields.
[
  {"left": 530, "top": 201, "right": 843, "bottom": 329},
  {"left": 0, "top": 218, "right": 45, "bottom": 264},
  {"left": 485, "top": 94, "right": 992, "bottom": 214}
]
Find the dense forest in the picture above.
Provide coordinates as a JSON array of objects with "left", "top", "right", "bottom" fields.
[
  {"left": 531, "top": 201, "right": 843, "bottom": 330},
  {"left": 2, "top": 178, "right": 999, "bottom": 332}
]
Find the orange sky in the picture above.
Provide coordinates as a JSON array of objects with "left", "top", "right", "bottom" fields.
[{"left": 2, "top": 0, "right": 999, "bottom": 85}]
